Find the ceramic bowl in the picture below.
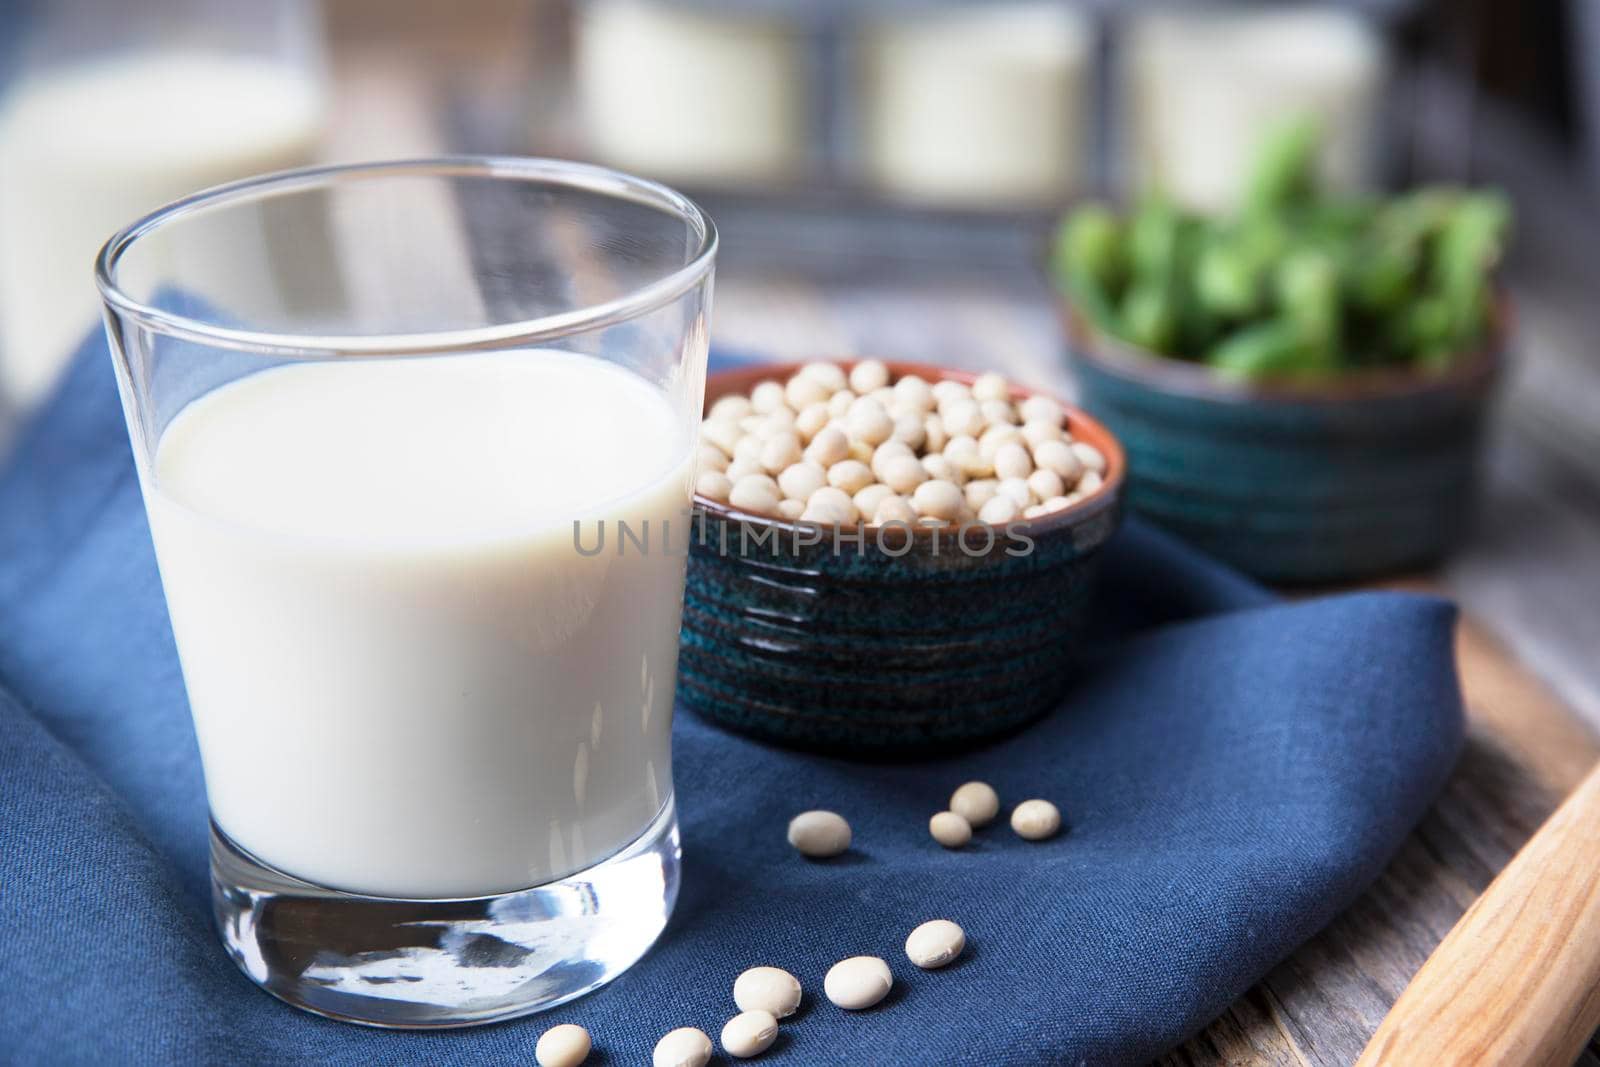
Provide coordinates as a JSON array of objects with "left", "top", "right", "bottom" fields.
[
  {"left": 1060, "top": 300, "right": 1506, "bottom": 585},
  {"left": 677, "top": 360, "right": 1125, "bottom": 755}
]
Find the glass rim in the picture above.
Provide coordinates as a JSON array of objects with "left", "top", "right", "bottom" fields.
[{"left": 94, "top": 155, "right": 719, "bottom": 357}]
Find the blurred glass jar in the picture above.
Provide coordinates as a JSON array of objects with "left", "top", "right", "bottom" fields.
[
  {"left": 575, "top": 0, "right": 809, "bottom": 186},
  {"left": 0, "top": 0, "right": 326, "bottom": 412},
  {"left": 1123, "top": 7, "right": 1386, "bottom": 212},
  {"left": 860, "top": 4, "right": 1092, "bottom": 207}
]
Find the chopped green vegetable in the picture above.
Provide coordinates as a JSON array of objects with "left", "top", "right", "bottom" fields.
[{"left": 1050, "top": 120, "right": 1511, "bottom": 380}]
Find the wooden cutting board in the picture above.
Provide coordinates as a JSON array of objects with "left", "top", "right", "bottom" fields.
[{"left": 1159, "top": 608, "right": 1600, "bottom": 1067}]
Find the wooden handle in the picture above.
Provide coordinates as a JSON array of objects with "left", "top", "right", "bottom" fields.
[{"left": 1358, "top": 760, "right": 1600, "bottom": 1065}]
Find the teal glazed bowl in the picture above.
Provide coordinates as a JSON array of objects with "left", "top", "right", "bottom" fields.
[
  {"left": 1062, "top": 302, "right": 1506, "bottom": 585},
  {"left": 678, "top": 360, "right": 1126, "bottom": 755}
]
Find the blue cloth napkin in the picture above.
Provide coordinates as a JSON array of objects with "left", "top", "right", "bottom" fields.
[{"left": 0, "top": 338, "right": 1464, "bottom": 1066}]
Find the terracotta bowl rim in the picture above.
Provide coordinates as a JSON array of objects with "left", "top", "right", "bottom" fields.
[{"left": 695, "top": 358, "right": 1125, "bottom": 541}]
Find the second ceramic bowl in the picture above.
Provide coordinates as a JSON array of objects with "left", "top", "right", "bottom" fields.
[
  {"left": 1062, "top": 301, "right": 1505, "bottom": 585},
  {"left": 676, "top": 359, "right": 1125, "bottom": 755}
]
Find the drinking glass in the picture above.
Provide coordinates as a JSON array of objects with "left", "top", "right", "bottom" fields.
[{"left": 96, "top": 158, "right": 716, "bottom": 1028}]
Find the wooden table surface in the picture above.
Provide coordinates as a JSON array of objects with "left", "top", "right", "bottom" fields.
[{"left": 1161, "top": 613, "right": 1600, "bottom": 1065}]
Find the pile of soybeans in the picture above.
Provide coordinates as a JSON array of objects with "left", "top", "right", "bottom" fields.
[{"left": 696, "top": 360, "right": 1107, "bottom": 528}]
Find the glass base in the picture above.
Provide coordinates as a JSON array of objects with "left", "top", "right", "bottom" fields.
[{"left": 210, "top": 797, "right": 680, "bottom": 1029}]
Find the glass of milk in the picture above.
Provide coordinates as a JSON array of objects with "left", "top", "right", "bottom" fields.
[
  {"left": 96, "top": 158, "right": 717, "bottom": 1028},
  {"left": 0, "top": 0, "right": 325, "bottom": 416},
  {"left": 860, "top": 3, "right": 1093, "bottom": 206},
  {"left": 575, "top": 0, "right": 810, "bottom": 186},
  {"left": 1122, "top": 7, "right": 1387, "bottom": 213}
]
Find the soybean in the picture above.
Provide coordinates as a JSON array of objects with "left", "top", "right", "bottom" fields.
[
  {"left": 801, "top": 487, "right": 858, "bottom": 527},
  {"left": 993, "top": 442, "right": 1033, "bottom": 481},
  {"left": 695, "top": 471, "right": 732, "bottom": 503},
  {"left": 653, "top": 1027, "right": 713, "bottom": 1067},
  {"left": 874, "top": 494, "right": 916, "bottom": 525},
  {"left": 905, "top": 919, "right": 967, "bottom": 970},
  {"left": 535, "top": 1024, "right": 592, "bottom": 1067},
  {"left": 827, "top": 459, "right": 875, "bottom": 496},
  {"left": 892, "top": 374, "right": 936, "bottom": 412},
  {"left": 733, "top": 966, "right": 803, "bottom": 1018},
  {"left": 846, "top": 397, "right": 894, "bottom": 446},
  {"left": 749, "top": 381, "right": 786, "bottom": 415},
  {"left": 729, "top": 474, "right": 781, "bottom": 516},
  {"left": 803, "top": 425, "right": 849, "bottom": 468},
  {"left": 1032, "top": 440, "right": 1083, "bottom": 483},
  {"left": 777, "top": 461, "right": 827, "bottom": 503},
  {"left": 971, "top": 372, "right": 1010, "bottom": 402},
  {"left": 800, "top": 360, "right": 848, "bottom": 393},
  {"left": 849, "top": 358, "right": 890, "bottom": 394},
  {"left": 911, "top": 479, "right": 963, "bottom": 521},
  {"left": 929, "top": 811, "right": 972, "bottom": 849},
  {"left": 1011, "top": 799, "right": 1063, "bottom": 841},
  {"left": 978, "top": 495, "right": 1019, "bottom": 525},
  {"left": 720, "top": 1011, "right": 779, "bottom": 1059},
  {"left": 949, "top": 781, "right": 1000, "bottom": 828},
  {"left": 824, "top": 956, "right": 893, "bottom": 1010},
  {"left": 787, "top": 810, "right": 851, "bottom": 858}
]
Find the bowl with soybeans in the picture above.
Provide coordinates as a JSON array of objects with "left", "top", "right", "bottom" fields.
[
  {"left": 679, "top": 358, "right": 1124, "bottom": 754},
  {"left": 1049, "top": 120, "right": 1510, "bottom": 584}
]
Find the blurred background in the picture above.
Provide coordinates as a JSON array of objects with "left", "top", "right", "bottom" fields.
[{"left": 0, "top": 0, "right": 1596, "bottom": 723}]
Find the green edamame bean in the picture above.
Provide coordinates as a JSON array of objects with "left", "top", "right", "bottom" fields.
[
  {"left": 1244, "top": 117, "right": 1319, "bottom": 215},
  {"left": 1432, "top": 192, "right": 1510, "bottom": 344},
  {"left": 1196, "top": 241, "right": 1260, "bottom": 318},
  {"left": 1055, "top": 204, "right": 1124, "bottom": 292},
  {"left": 1303, "top": 196, "right": 1377, "bottom": 242},
  {"left": 1129, "top": 196, "right": 1181, "bottom": 285},
  {"left": 1051, "top": 206, "right": 1127, "bottom": 335},
  {"left": 1207, "top": 320, "right": 1315, "bottom": 377},
  {"left": 1173, "top": 219, "right": 1222, "bottom": 352},
  {"left": 1275, "top": 248, "right": 1341, "bottom": 359},
  {"left": 1376, "top": 189, "right": 1456, "bottom": 247},
  {"left": 1234, "top": 213, "right": 1291, "bottom": 265},
  {"left": 1119, "top": 281, "right": 1178, "bottom": 353},
  {"left": 1349, "top": 239, "right": 1418, "bottom": 315},
  {"left": 1066, "top": 272, "right": 1121, "bottom": 337},
  {"left": 1390, "top": 295, "right": 1454, "bottom": 362},
  {"left": 1195, "top": 213, "right": 1294, "bottom": 319}
]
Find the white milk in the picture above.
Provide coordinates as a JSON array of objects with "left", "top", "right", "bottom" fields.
[
  {"left": 0, "top": 52, "right": 321, "bottom": 408},
  {"left": 143, "top": 350, "right": 691, "bottom": 899}
]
